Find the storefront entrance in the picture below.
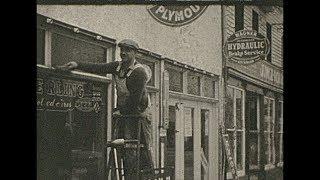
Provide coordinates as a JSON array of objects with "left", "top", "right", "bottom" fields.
[{"left": 165, "top": 98, "right": 214, "bottom": 180}]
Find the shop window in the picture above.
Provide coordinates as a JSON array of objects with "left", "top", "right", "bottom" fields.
[
  {"left": 263, "top": 97, "right": 275, "bottom": 168},
  {"left": 37, "top": 28, "right": 45, "bottom": 65},
  {"left": 51, "top": 33, "right": 106, "bottom": 67},
  {"left": 37, "top": 71, "right": 107, "bottom": 179},
  {"left": 225, "top": 86, "right": 245, "bottom": 175},
  {"left": 266, "top": 22, "right": 272, "bottom": 62},
  {"left": 252, "top": 10, "right": 259, "bottom": 32},
  {"left": 187, "top": 72, "right": 200, "bottom": 96},
  {"left": 202, "top": 76, "right": 215, "bottom": 98},
  {"left": 136, "top": 58, "right": 155, "bottom": 87},
  {"left": 167, "top": 68, "right": 183, "bottom": 93},
  {"left": 235, "top": 5, "right": 244, "bottom": 31},
  {"left": 275, "top": 101, "right": 283, "bottom": 166}
]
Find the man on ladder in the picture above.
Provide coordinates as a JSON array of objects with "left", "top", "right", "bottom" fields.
[{"left": 59, "top": 39, "right": 154, "bottom": 179}]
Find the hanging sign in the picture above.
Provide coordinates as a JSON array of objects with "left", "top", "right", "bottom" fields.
[
  {"left": 147, "top": 5, "right": 208, "bottom": 27},
  {"left": 223, "top": 30, "right": 270, "bottom": 65}
]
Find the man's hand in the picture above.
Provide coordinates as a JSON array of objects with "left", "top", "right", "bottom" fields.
[{"left": 56, "top": 61, "right": 78, "bottom": 71}]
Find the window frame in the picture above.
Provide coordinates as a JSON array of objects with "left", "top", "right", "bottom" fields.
[
  {"left": 266, "top": 22, "right": 272, "bottom": 63},
  {"left": 263, "top": 96, "right": 276, "bottom": 170},
  {"left": 226, "top": 85, "right": 246, "bottom": 178},
  {"left": 37, "top": 14, "right": 116, "bottom": 80},
  {"left": 252, "top": 10, "right": 259, "bottom": 32},
  {"left": 164, "top": 61, "right": 218, "bottom": 101},
  {"left": 235, "top": 5, "right": 244, "bottom": 32},
  {"left": 277, "top": 100, "right": 284, "bottom": 167},
  {"left": 248, "top": 96, "right": 261, "bottom": 170}
]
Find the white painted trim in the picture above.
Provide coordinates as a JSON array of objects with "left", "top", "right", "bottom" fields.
[
  {"left": 44, "top": 30, "right": 52, "bottom": 67},
  {"left": 71, "top": 70, "right": 108, "bottom": 79},
  {"left": 263, "top": 97, "right": 276, "bottom": 165},
  {"left": 37, "top": 65, "right": 112, "bottom": 83},
  {"left": 169, "top": 91, "right": 218, "bottom": 104},
  {"left": 167, "top": 98, "right": 217, "bottom": 180},
  {"left": 264, "top": 164, "right": 275, "bottom": 170},
  {"left": 277, "top": 162, "right": 283, "bottom": 167}
]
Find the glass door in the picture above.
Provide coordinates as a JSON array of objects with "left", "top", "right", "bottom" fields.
[
  {"left": 183, "top": 106, "right": 195, "bottom": 180},
  {"left": 165, "top": 99, "right": 213, "bottom": 180}
]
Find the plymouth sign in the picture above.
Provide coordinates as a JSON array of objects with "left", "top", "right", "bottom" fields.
[
  {"left": 147, "top": 5, "right": 208, "bottom": 27},
  {"left": 224, "top": 30, "right": 270, "bottom": 65}
]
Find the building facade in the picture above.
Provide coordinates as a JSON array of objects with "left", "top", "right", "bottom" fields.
[
  {"left": 36, "top": 4, "right": 284, "bottom": 180},
  {"left": 222, "top": 5, "right": 283, "bottom": 180},
  {"left": 37, "top": 5, "right": 223, "bottom": 180}
]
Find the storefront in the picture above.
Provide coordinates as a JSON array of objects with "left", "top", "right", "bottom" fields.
[
  {"left": 222, "top": 5, "right": 283, "bottom": 180},
  {"left": 37, "top": 14, "right": 116, "bottom": 179},
  {"left": 37, "top": 7, "right": 223, "bottom": 179},
  {"left": 224, "top": 65, "right": 283, "bottom": 180}
]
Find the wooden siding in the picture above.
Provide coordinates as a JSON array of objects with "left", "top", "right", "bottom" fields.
[{"left": 223, "top": 6, "right": 283, "bottom": 68}]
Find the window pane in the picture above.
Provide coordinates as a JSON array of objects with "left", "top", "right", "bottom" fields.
[
  {"left": 266, "top": 23, "right": 272, "bottom": 62},
  {"left": 168, "top": 68, "right": 183, "bottom": 92},
  {"left": 187, "top": 72, "right": 200, "bottom": 96},
  {"left": 264, "top": 132, "right": 270, "bottom": 164},
  {"left": 235, "top": 5, "right": 244, "bottom": 31},
  {"left": 168, "top": 106, "right": 176, "bottom": 148},
  {"left": 136, "top": 58, "right": 155, "bottom": 86},
  {"left": 226, "top": 131, "right": 235, "bottom": 173},
  {"left": 37, "top": 29, "right": 45, "bottom": 65},
  {"left": 280, "top": 134, "right": 283, "bottom": 162},
  {"left": 248, "top": 97, "right": 258, "bottom": 131},
  {"left": 270, "top": 132, "right": 275, "bottom": 164},
  {"left": 269, "top": 100, "right": 274, "bottom": 120},
  {"left": 275, "top": 133, "right": 280, "bottom": 164},
  {"left": 201, "top": 109, "right": 209, "bottom": 160},
  {"left": 235, "top": 90, "right": 243, "bottom": 130},
  {"left": 264, "top": 98, "right": 269, "bottom": 115},
  {"left": 249, "top": 133, "right": 259, "bottom": 169},
  {"left": 264, "top": 98, "right": 269, "bottom": 131},
  {"left": 184, "top": 108, "right": 194, "bottom": 180},
  {"left": 236, "top": 131, "right": 243, "bottom": 170},
  {"left": 226, "top": 87, "right": 234, "bottom": 129},
  {"left": 39, "top": 110, "right": 71, "bottom": 178},
  {"left": 51, "top": 33, "right": 106, "bottom": 67},
  {"left": 202, "top": 76, "right": 215, "bottom": 98},
  {"left": 252, "top": 10, "right": 259, "bottom": 32},
  {"left": 166, "top": 106, "right": 176, "bottom": 170}
]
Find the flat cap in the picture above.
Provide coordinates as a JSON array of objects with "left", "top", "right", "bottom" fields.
[{"left": 118, "top": 39, "right": 139, "bottom": 50}]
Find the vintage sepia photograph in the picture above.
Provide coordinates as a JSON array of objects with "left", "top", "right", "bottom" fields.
[{"left": 36, "top": 1, "right": 284, "bottom": 179}]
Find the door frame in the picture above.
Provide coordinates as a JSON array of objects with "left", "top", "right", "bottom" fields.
[{"left": 168, "top": 97, "right": 216, "bottom": 180}]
